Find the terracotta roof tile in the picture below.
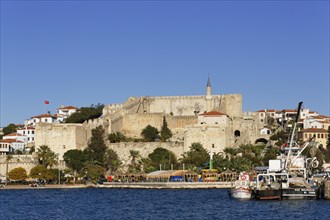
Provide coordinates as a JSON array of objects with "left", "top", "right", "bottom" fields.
[
  {"left": 199, "top": 111, "right": 226, "bottom": 116},
  {"left": 300, "top": 128, "right": 327, "bottom": 133},
  {"left": 257, "top": 109, "right": 276, "bottom": 112},
  {"left": 0, "top": 139, "right": 23, "bottom": 143},
  {"left": 31, "top": 114, "right": 54, "bottom": 119},
  {"left": 58, "top": 106, "right": 77, "bottom": 110},
  {"left": 5, "top": 133, "right": 23, "bottom": 136}
]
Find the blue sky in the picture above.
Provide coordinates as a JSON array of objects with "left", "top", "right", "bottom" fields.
[{"left": 0, "top": 0, "right": 329, "bottom": 127}]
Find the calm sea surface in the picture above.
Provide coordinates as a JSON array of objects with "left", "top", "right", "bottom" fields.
[{"left": 1, "top": 188, "right": 329, "bottom": 220}]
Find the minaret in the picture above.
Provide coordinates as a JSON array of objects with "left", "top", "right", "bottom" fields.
[{"left": 206, "top": 77, "right": 212, "bottom": 111}]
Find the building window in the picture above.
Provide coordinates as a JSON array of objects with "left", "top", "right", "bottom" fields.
[
  {"left": 234, "top": 130, "right": 241, "bottom": 137},
  {"left": 261, "top": 119, "right": 264, "bottom": 123},
  {"left": 305, "top": 134, "right": 307, "bottom": 139},
  {"left": 321, "top": 134, "right": 324, "bottom": 138},
  {"left": 317, "top": 134, "right": 320, "bottom": 138},
  {"left": 32, "top": 131, "right": 34, "bottom": 134}
]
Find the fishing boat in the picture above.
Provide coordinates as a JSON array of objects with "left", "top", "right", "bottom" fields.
[
  {"left": 253, "top": 173, "right": 284, "bottom": 200},
  {"left": 254, "top": 102, "right": 320, "bottom": 200},
  {"left": 229, "top": 172, "right": 252, "bottom": 199}
]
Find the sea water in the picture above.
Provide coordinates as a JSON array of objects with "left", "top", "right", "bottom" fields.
[{"left": 0, "top": 188, "right": 329, "bottom": 219}]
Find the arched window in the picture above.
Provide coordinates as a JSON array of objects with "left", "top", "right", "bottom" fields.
[{"left": 234, "top": 130, "right": 240, "bottom": 137}]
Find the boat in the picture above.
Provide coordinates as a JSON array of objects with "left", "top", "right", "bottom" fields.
[{"left": 229, "top": 172, "right": 252, "bottom": 199}]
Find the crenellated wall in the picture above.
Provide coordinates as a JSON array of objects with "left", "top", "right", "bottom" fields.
[{"left": 0, "top": 155, "right": 38, "bottom": 179}]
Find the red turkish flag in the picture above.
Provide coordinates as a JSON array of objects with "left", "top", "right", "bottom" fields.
[{"left": 44, "top": 100, "right": 50, "bottom": 104}]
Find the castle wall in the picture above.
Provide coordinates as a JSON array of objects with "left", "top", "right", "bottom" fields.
[
  {"left": 215, "top": 94, "right": 243, "bottom": 118},
  {"left": 0, "top": 155, "right": 38, "bottom": 179},
  {"left": 35, "top": 123, "right": 88, "bottom": 160},
  {"left": 107, "top": 142, "right": 184, "bottom": 171},
  {"left": 122, "top": 113, "right": 164, "bottom": 138},
  {"left": 184, "top": 126, "right": 229, "bottom": 153},
  {"left": 229, "top": 115, "right": 266, "bottom": 147},
  {"left": 114, "top": 113, "right": 197, "bottom": 139},
  {"left": 148, "top": 96, "right": 209, "bottom": 116}
]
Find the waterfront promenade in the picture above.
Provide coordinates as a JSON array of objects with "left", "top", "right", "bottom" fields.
[
  {"left": 0, "top": 182, "right": 232, "bottom": 190},
  {"left": 99, "top": 181, "right": 232, "bottom": 189}
]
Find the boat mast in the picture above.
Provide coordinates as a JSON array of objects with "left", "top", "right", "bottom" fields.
[{"left": 284, "top": 101, "right": 303, "bottom": 170}]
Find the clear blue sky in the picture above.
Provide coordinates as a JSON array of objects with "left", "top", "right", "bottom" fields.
[{"left": 1, "top": 0, "right": 329, "bottom": 127}]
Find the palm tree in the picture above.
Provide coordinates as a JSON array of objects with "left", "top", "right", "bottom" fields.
[
  {"left": 104, "top": 149, "right": 122, "bottom": 173},
  {"left": 129, "top": 150, "right": 141, "bottom": 172},
  {"left": 37, "top": 145, "right": 58, "bottom": 168}
]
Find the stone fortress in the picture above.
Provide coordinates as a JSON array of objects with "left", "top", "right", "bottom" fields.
[
  {"left": 2, "top": 78, "right": 329, "bottom": 176},
  {"left": 16, "top": 78, "right": 267, "bottom": 172}
]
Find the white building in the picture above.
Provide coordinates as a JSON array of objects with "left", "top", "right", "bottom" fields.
[
  {"left": 260, "top": 127, "right": 272, "bottom": 135},
  {"left": 3, "top": 133, "right": 28, "bottom": 144},
  {"left": 197, "top": 111, "right": 228, "bottom": 126},
  {"left": 0, "top": 139, "right": 25, "bottom": 154},
  {"left": 25, "top": 114, "right": 56, "bottom": 126},
  {"left": 56, "top": 105, "right": 78, "bottom": 122},
  {"left": 17, "top": 127, "right": 35, "bottom": 144}
]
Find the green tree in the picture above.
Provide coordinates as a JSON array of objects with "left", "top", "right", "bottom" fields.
[
  {"left": 3, "top": 123, "right": 17, "bottom": 135},
  {"left": 87, "top": 126, "right": 107, "bottom": 165},
  {"left": 270, "top": 129, "right": 290, "bottom": 146},
  {"left": 30, "top": 165, "right": 57, "bottom": 181},
  {"left": 81, "top": 163, "right": 105, "bottom": 181},
  {"left": 37, "top": 145, "right": 58, "bottom": 168},
  {"left": 141, "top": 125, "right": 159, "bottom": 142},
  {"left": 104, "top": 148, "right": 122, "bottom": 173},
  {"left": 29, "top": 146, "right": 35, "bottom": 154},
  {"left": 8, "top": 167, "right": 28, "bottom": 181},
  {"left": 181, "top": 142, "right": 210, "bottom": 171},
  {"left": 63, "top": 149, "right": 86, "bottom": 175},
  {"left": 65, "top": 103, "right": 104, "bottom": 123},
  {"left": 108, "top": 132, "right": 127, "bottom": 143},
  {"left": 146, "top": 147, "right": 178, "bottom": 171},
  {"left": 160, "top": 116, "right": 172, "bottom": 142}
]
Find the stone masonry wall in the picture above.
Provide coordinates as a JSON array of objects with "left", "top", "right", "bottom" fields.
[
  {"left": 35, "top": 123, "right": 88, "bottom": 160},
  {"left": 0, "top": 155, "right": 38, "bottom": 180},
  {"left": 107, "top": 142, "right": 184, "bottom": 171}
]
